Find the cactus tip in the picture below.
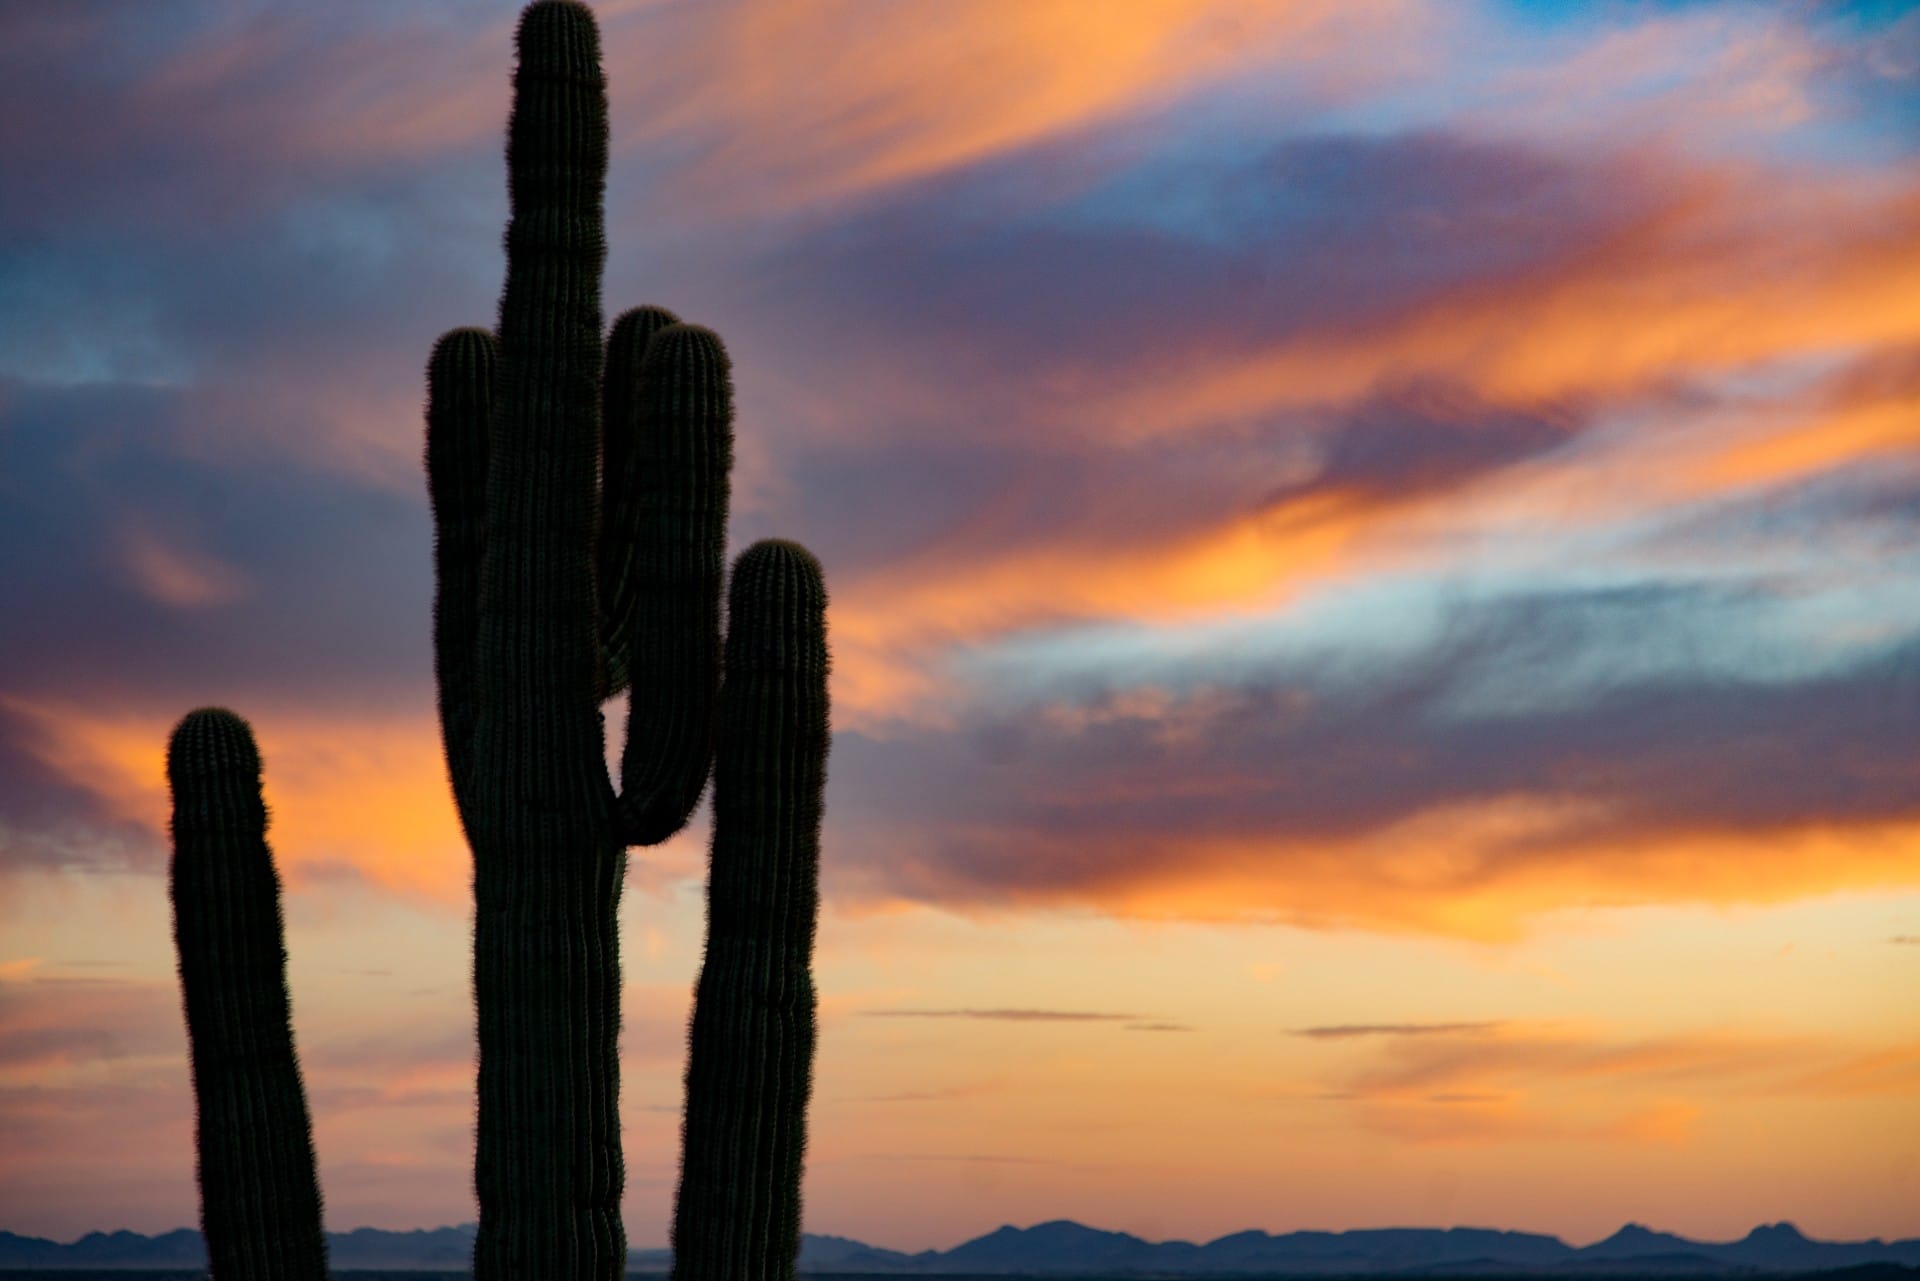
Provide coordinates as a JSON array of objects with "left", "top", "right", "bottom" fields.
[
  {"left": 166, "top": 708, "right": 261, "bottom": 785},
  {"left": 515, "top": 0, "right": 603, "bottom": 80},
  {"left": 610, "top": 304, "right": 682, "bottom": 340},
  {"left": 733, "top": 540, "right": 826, "bottom": 602},
  {"left": 644, "top": 322, "right": 730, "bottom": 366},
  {"left": 429, "top": 327, "right": 496, "bottom": 377}
]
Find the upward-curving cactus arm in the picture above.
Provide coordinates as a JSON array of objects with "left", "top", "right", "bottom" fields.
[
  {"left": 425, "top": 326, "right": 496, "bottom": 836},
  {"left": 167, "top": 708, "right": 328, "bottom": 1281},
  {"left": 599, "top": 302, "right": 683, "bottom": 700},
  {"left": 613, "top": 322, "right": 733, "bottom": 846}
]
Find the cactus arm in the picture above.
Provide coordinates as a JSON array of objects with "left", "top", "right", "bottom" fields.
[
  {"left": 167, "top": 708, "right": 328, "bottom": 1281},
  {"left": 672, "top": 540, "right": 829, "bottom": 1281},
  {"left": 599, "top": 303, "right": 682, "bottom": 700},
  {"left": 613, "top": 322, "right": 733, "bottom": 847},
  {"left": 426, "top": 326, "right": 497, "bottom": 837}
]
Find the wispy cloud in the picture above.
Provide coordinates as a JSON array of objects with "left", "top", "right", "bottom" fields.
[
  {"left": 856, "top": 1152, "right": 1060, "bottom": 1165},
  {"left": 1294, "top": 1022, "right": 1502, "bottom": 1040},
  {"left": 1303, "top": 1020, "right": 1916, "bottom": 1149},
  {"left": 863, "top": 1008, "right": 1141, "bottom": 1023},
  {"left": 825, "top": 604, "right": 1920, "bottom": 935},
  {"left": 0, "top": 975, "right": 182, "bottom": 1073},
  {"left": 843, "top": 1082, "right": 1007, "bottom": 1104},
  {"left": 1786, "top": 1045, "right": 1920, "bottom": 1099},
  {"left": 606, "top": 0, "right": 1432, "bottom": 217}
]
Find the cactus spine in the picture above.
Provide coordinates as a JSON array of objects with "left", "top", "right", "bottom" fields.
[
  {"left": 167, "top": 709, "right": 328, "bottom": 1281},
  {"left": 167, "top": 4, "right": 826, "bottom": 1278}
]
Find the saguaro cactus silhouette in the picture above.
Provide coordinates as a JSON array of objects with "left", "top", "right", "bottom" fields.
[
  {"left": 166, "top": 2, "right": 828, "bottom": 1279},
  {"left": 167, "top": 709, "right": 327, "bottom": 1281},
  {"left": 673, "top": 540, "right": 828, "bottom": 1281}
]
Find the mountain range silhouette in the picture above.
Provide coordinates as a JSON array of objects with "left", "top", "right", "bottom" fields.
[{"left": 4, "top": 1218, "right": 1919, "bottom": 1273}]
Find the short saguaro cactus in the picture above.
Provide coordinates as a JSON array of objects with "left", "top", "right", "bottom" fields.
[
  {"left": 165, "top": 4, "right": 830, "bottom": 1280},
  {"left": 167, "top": 708, "right": 328, "bottom": 1281}
]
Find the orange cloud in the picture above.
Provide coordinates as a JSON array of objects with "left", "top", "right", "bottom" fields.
[
  {"left": 1344, "top": 1092, "right": 1706, "bottom": 1149},
  {"left": 1099, "top": 165, "right": 1920, "bottom": 440},
  {"left": 858, "top": 799, "right": 1920, "bottom": 942},
  {"left": 1602, "top": 1098, "right": 1704, "bottom": 1147},
  {"left": 1701, "top": 346, "right": 1920, "bottom": 493},
  {"left": 0, "top": 696, "right": 468, "bottom": 905},
  {"left": 1787, "top": 1045, "right": 1920, "bottom": 1099},
  {"left": 117, "top": 524, "right": 248, "bottom": 609},
  {"left": 1310, "top": 1020, "right": 1906, "bottom": 1148},
  {"left": 831, "top": 487, "right": 1406, "bottom": 728},
  {"left": 811, "top": 156, "right": 1920, "bottom": 730},
  {"left": 1334, "top": 1023, "right": 1811, "bottom": 1096},
  {"left": 623, "top": 0, "right": 1428, "bottom": 214}
]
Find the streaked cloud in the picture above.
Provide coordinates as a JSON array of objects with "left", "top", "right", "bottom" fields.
[
  {"left": 1331, "top": 1025, "right": 1814, "bottom": 1097},
  {"left": 844, "top": 1083, "right": 1008, "bottom": 1105},
  {"left": 1305, "top": 1019, "right": 1917, "bottom": 1148},
  {"left": 824, "top": 589, "right": 1920, "bottom": 935},
  {"left": 857, "top": 1153, "right": 1062, "bottom": 1165},
  {"left": 1294, "top": 1023, "right": 1503, "bottom": 1040},
  {"left": 864, "top": 1008, "right": 1141, "bottom": 1023},
  {"left": 0, "top": 973, "right": 182, "bottom": 1074},
  {"left": 607, "top": 0, "right": 1432, "bottom": 216}
]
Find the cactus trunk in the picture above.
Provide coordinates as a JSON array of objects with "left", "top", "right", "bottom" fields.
[
  {"left": 167, "top": 709, "right": 327, "bottom": 1281},
  {"left": 673, "top": 543, "right": 829, "bottom": 1281},
  {"left": 465, "top": 4, "right": 626, "bottom": 1273}
]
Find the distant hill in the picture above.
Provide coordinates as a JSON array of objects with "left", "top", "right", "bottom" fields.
[
  {"left": 823, "top": 1220, "right": 1920, "bottom": 1276},
  {"left": 3, "top": 1218, "right": 1918, "bottom": 1273}
]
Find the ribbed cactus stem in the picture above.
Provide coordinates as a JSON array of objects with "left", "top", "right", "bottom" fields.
[
  {"left": 486, "top": 0, "right": 607, "bottom": 771},
  {"left": 470, "top": 3, "right": 625, "bottom": 1276},
  {"left": 673, "top": 540, "right": 829, "bottom": 1281},
  {"left": 167, "top": 708, "right": 327, "bottom": 1281},
  {"left": 426, "top": 325, "right": 496, "bottom": 837},
  {"left": 600, "top": 303, "right": 683, "bottom": 698}
]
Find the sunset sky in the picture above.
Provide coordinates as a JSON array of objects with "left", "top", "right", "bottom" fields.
[{"left": 2, "top": 0, "right": 1918, "bottom": 1251}]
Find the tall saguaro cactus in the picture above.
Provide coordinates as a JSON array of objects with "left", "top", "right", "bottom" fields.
[
  {"left": 166, "top": 2, "right": 828, "bottom": 1280},
  {"left": 167, "top": 709, "right": 328, "bottom": 1281}
]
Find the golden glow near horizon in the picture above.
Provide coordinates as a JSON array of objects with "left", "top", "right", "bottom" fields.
[
  {"left": 1, "top": 0, "right": 1917, "bottom": 1249},
  {"left": 5, "top": 878, "right": 1915, "bottom": 1245}
]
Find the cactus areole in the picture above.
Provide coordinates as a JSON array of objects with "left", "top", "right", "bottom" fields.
[{"left": 167, "top": 3, "right": 828, "bottom": 1280}]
